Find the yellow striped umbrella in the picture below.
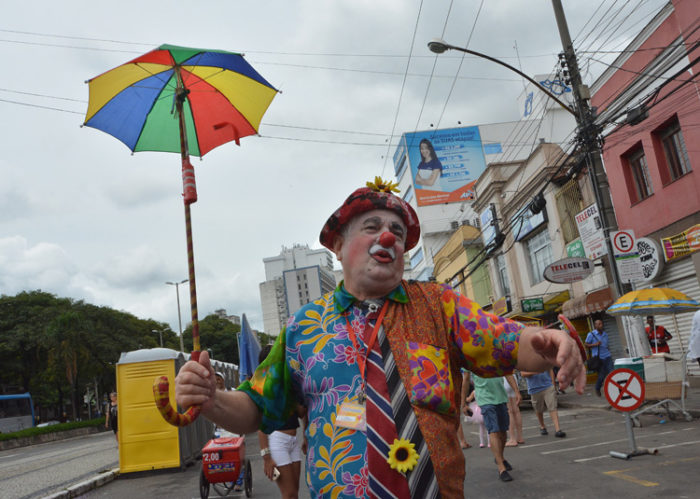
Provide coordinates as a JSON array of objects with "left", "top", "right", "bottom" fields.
[{"left": 606, "top": 287, "right": 700, "bottom": 316}]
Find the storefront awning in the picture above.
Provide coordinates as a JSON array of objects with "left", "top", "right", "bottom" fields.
[{"left": 561, "top": 287, "right": 614, "bottom": 319}]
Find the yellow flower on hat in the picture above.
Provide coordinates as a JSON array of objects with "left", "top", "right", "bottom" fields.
[
  {"left": 366, "top": 176, "right": 400, "bottom": 193},
  {"left": 386, "top": 438, "right": 419, "bottom": 473}
]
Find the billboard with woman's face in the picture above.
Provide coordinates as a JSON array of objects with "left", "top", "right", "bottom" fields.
[{"left": 403, "top": 126, "right": 487, "bottom": 206}]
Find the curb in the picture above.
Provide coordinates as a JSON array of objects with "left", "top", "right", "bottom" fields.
[{"left": 42, "top": 468, "right": 120, "bottom": 499}]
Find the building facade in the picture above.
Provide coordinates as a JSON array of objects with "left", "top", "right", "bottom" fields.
[
  {"left": 591, "top": 0, "right": 700, "bottom": 376},
  {"left": 258, "top": 244, "right": 336, "bottom": 336}
]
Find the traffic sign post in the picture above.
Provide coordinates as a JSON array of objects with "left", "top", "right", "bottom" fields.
[{"left": 604, "top": 368, "right": 658, "bottom": 460}]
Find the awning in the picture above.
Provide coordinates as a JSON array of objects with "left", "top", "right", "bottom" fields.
[
  {"left": 527, "top": 290, "right": 571, "bottom": 317},
  {"left": 561, "top": 287, "right": 614, "bottom": 319},
  {"left": 507, "top": 314, "right": 543, "bottom": 327}
]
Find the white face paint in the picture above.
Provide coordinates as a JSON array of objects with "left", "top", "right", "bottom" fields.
[{"left": 369, "top": 243, "right": 396, "bottom": 263}]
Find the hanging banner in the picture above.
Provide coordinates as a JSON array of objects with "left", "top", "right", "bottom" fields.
[{"left": 661, "top": 224, "right": 700, "bottom": 262}]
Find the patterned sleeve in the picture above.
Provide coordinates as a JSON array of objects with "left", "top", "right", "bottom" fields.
[
  {"left": 236, "top": 330, "right": 298, "bottom": 434},
  {"left": 442, "top": 285, "right": 525, "bottom": 377}
]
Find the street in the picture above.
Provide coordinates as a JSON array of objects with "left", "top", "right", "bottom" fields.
[{"left": 2, "top": 402, "right": 696, "bottom": 499}]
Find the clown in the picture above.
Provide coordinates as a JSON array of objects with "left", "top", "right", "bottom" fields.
[{"left": 175, "top": 177, "right": 586, "bottom": 498}]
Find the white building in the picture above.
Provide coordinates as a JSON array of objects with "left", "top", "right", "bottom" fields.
[
  {"left": 392, "top": 75, "right": 577, "bottom": 283},
  {"left": 259, "top": 244, "right": 337, "bottom": 336}
]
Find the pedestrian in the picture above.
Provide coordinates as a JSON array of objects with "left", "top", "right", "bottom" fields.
[
  {"left": 689, "top": 309, "right": 700, "bottom": 369},
  {"left": 175, "top": 177, "right": 586, "bottom": 498},
  {"left": 256, "top": 345, "right": 306, "bottom": 499},
  {"left": 646, "top": 315, "right": 673, "bottom": 354},
  {"left": 522, "top": 369, "right": 566, "bottom": 438},
  {"left": 470, "top": 373, "right": 520, "bottom": 482},
  {"left": 104, "top": 392, "right": 118, "bottom": 443},
  {"left": 585, "top": 319, "right": 614, "bottom": 397},
  {"left": 457, "top": 369, "right": 472, "bottom": 449},
  {"left": 464, "top": 384, "right": 488, "bottom": 448},
  {"left": 503, "top": 373, "right": 524, "bottom": 446}
]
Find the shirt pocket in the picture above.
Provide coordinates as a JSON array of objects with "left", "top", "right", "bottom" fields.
[{"left": 405, "top": 341, "right": 456, "bottom": 416}]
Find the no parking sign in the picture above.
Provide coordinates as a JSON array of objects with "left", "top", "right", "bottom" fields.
[{"left": 604, "top": 368, "right": 645, "bottom": 411}]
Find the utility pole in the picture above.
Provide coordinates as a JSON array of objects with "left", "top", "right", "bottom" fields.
[{"left": 551, "top": 0, "right": 624, "bottom": 298}]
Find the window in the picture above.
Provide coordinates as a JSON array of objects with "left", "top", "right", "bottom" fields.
[
  {"left": 496, "top": 253, "right": 510, "bottom": 296},
  {"left": 410, "top": 247, "right": 423, "bottom": 268},
  {"left": 657, "top": 117, "right": 691, "bottom": 182},
  {"left": 526, "top": 229, "right": 553, "bottom": 284},
  {"left": 624, "top": 147, "right": 653, "bottom": 203},
  {"left": 555, "top": 178, "right": 583, "bottom": 243}
]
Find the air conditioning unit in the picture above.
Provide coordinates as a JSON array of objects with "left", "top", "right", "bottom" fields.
[{"left": 450, "top": 221, "right": 459, "bottom": 230}]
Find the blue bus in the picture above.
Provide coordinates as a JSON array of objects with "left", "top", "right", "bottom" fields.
[{"left": 0, "top": 393, "right": 35, "bottom": 433}]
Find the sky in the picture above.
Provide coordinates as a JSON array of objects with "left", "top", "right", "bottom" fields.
[{"left": 0, "top": 0, "right": 669, "bottom": 333}]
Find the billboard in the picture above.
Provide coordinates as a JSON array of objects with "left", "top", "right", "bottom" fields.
[{"left": 403, "top": 126, "right": 487, "bottom": 206}]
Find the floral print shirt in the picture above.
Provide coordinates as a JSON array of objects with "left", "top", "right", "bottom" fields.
[{"left": 238, "top": 281, "right": 523, "bottom": 497}]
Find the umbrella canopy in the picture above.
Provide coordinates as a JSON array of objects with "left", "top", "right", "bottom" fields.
[
  {"left": 84, "top": 44, "right": 278, "bottom": 157},
  {"left": 607, "top": 287, "right": 700, "bottom": 316}
]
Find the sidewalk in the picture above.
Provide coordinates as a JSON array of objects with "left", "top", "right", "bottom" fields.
[{"left": 556, "top": 379, "right": 700, "bottom": 418}]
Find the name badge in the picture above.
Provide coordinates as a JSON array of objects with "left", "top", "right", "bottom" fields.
[{"left": 335, "top": 401, "right": 366, "bottom": 432}]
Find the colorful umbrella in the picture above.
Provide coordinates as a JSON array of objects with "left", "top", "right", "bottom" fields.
[
  {"left": 84, "top": 44, "right": 278, "bottom": 157},
  {"left": 606, "top": 287, "right": 700, "bottom": 316},
  {"left": 84, "top": 44, "right": 278, "bottom": 426},
  {"left": 607, "top": 287, "right": 700, "bottom": 356}
]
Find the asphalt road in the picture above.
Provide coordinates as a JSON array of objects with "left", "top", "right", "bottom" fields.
[{"left": 2, "top": 404, "right": 698, "bottom": 498}]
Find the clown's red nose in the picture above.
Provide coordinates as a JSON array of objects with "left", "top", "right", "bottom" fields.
[{"left": 379, "top": 232, "right": 396, "bottom": 248}]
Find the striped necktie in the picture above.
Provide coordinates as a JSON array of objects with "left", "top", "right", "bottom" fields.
[{"left": 361, "top": 300, "right": 439, "bottom": 498}]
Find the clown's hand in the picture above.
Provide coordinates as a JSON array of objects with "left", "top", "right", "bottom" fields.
[{"left": 516, "top": 327, "right": 586, "bottom": 395}]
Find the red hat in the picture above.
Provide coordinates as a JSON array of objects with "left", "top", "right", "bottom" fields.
[{"left": 320, "top": 177, "right": 420, "bottom": 251}]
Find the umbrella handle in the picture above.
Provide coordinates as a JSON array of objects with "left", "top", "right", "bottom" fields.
[
  {"left": 558, "top": 314, "right": 588, "bottom": 362},
  {"left": 153, "top": 375, "right": 201, "bottom": 427}
]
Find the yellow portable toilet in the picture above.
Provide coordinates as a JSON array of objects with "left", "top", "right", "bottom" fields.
[{"left": 116, "top": 348, "right": 214, "bottom": 473}]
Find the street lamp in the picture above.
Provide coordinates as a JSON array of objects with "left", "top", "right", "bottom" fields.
[
  {"left": 427, "top": 38, "right": 575, "bottom": 116},
  {"left": 152, "top": 329, "right": 163, "bottom": 347},
  {"left": 166, "top": 279, "right": 188, "bottom": 352},
  {"left": 428, "top": 34, "right": 624, "bottom": 298}
]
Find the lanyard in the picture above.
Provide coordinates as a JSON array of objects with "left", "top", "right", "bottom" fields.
[{"left": 345, "top": 301, "right": 389, "bottom": 384}]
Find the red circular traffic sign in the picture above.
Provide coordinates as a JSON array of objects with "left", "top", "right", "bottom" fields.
[
  {"left": 604, "top": 368, "right": 645, "bottom": 411},
  {"left": 612, "top": 231, "right": 635, "bottom": 253}
]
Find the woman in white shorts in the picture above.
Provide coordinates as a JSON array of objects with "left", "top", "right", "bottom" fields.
[
  {"left": 503, "top": 373, "right": 524, "bottom": 446},
  {"left": 257, "top": 346, "right": 306, "bottom": 498}
]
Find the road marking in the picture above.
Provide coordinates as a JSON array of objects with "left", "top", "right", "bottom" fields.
[
  {"left": 542, "top": 429, "right": 682, "bottom": 454},
  {"left": 572, "top": 440, "right": 700, "bottom": 462},
  {"left": 604, "top": 469, "right": 658, "bottom": 487},
  {"left": 0, "top": 453, "right": 18, "bottom": 460}
]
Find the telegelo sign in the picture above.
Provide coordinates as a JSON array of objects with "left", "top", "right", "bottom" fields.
[{"left": 543, "top": 257, "right": 594, "bottom": 284}]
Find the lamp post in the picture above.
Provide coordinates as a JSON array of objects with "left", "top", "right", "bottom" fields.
[
  {"left": 152, "top": 329, "right": 163, "bottom": 347},
  {"left": 166, "top": 279, "right": 188, "bottom": 352},
  {"left": 427, "top": 38, "right": 575, "bottom": 116},
  {"left": 427, "top": 35, "right": 624, "bottom": 299}
]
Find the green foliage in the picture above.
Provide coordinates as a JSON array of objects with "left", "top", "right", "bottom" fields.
[
  {"left": 182, "top": 314, "right": 241, "bottom": 364},
  {"left": 0, "top": 291, "right": 174, "bottom": 421},
  {"left": 0, "top": 417, "right": 105, "bottom": 442}
]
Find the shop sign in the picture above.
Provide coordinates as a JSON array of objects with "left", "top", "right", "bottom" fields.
[
  {"left": 492, "top": 296, "right": 510, "bottom": 316},
  {"left": 636, "top": 237, "right": 663, "bottom": 282},
  {"left": 543, "top": 257, "right": 594, "bottom": 283},
  {"left": 661, "top": 223, "right": 700, "bottom": 262},
  {"left": 566, "top": 239, "right": 586, "bottom": 258},
  {"left": 521, "top": 298, "right": 544, "bottom": 313},
  {"left": 574, "top": 203, "right": 607, "bottom": 259}
]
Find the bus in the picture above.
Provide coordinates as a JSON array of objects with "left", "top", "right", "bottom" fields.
[{"left": 0, "top": 393, "right": 35, "bottom": 433}]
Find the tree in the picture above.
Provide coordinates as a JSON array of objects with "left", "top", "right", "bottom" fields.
[{"left": 182, "top": 314, "right": 241, "bottom": 364}]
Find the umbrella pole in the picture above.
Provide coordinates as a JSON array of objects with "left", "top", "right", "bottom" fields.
[
  {"left": 175, "top": 82, "right": 200, "bottom": 359},
  {"left": 672, "top": 313, "right": 685, "bottom": 355}
]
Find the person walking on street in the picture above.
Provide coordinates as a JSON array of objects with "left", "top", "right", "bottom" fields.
[
  {"left": 503, "top": 373, "right": 524, "bottom": 446},
  {"left": 175, "top": 177, "right": 586, "bottom": 498},
  {"left": 105, "top": 392, "right": 118, "bottom": 443},
  {"left": 522, "top": 369, "right": 566, "bottom": 438},
  {"left": 585, "top": 319, "right": 613, "bottom": 397},
  {"left": 471, "top": 373, "right": 520, "bottom": 482}
]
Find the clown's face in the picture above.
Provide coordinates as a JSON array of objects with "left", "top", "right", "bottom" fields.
[{"left": 333, "top": 209, "right": 406, "bottom": 300}]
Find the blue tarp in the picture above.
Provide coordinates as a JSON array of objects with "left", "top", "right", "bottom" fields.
[{"left": 237, "top": 313, "right": 261, "bottom": 380}]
